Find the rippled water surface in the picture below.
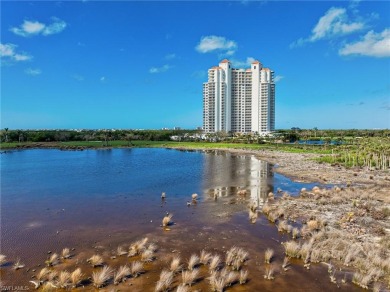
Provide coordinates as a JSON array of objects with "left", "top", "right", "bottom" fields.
[{"left": 0, "top": 148, "right": 359, "bottom": 291}]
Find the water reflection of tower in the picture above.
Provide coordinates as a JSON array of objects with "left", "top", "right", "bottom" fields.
[
  {"left": 202, "top": 151, "right": 273, "bottom": 202},
  {"left": 249, "top": 156, "right": 274, "bottom": 207}
]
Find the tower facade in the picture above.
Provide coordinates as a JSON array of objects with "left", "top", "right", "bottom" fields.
[{"left": 203, "top": 59, "right": 275, "bottom": 134}]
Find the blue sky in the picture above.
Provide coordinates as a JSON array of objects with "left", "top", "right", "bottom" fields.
[{"left": 1, "top": 0, "right": 389, "bottom": 130}]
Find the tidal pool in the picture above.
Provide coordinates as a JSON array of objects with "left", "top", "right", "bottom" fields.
[{"left": 0, "top": 148, "right": 359, "bottom": 291}]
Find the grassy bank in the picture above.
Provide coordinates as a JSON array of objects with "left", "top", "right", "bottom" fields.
[
  {"left": 0, "top": 140, "right": 334, "bottom": 154},
  {"left": 2, "top": 139, "right": 389, "bottom": 170}
]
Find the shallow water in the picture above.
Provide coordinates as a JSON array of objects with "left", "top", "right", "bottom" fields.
[{"left": 0, "top": 148, "right": 360, "bottom": 291}]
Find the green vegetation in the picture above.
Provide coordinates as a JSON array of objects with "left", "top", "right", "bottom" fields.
[{"left": 1, "top": 128, "right": 389, "bottom": 170}]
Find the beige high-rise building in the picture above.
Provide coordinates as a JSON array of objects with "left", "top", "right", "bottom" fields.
[{"left": 203, "top": 59, "right": 275, "bottom": 134}]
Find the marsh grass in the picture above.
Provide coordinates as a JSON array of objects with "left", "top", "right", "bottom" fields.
[
  {"left": 239, "top": 270, "right": 248, "bottom": 284},
  {"left": 117, "top": 246, "right": 128, "bottom": 256},
  {"left": 87, "top": 254, "right": 104, "bottom": 267},
  {"left": 40, "top": 282, "right": 57, "bottom": 292},
  {"left": 282, "top": 257, "right": 290, "bottom": 271},
  {"left": 37, "top": 267, "right": 50, "bottom": 282},
  {"left": 176, "top": 284, "right": 189, "bottom": 292},
  {"left": 0, "top": 255, "right": 6, "bottom": 266},
  {"left": 283, "top": 241, "right": 301, "bottom": 258},
  {"left": 70, "top": 268, "right": 83, "bottom": 288},
  {"left": 182, "top": 269, "right": 199, "bottom": 286},
  {"left": 13, "top": 258, "right": 25, "bottom": 270},
  {"left": 57, "top": 271, "right": 71, "bottom": 288},
  {"left": 264, "top": 248, "right": 274, "bottom": 264},
  {"left": 170, "top": 256, "right": 182, "bottom": 273},
  {"left": 200, "top": 250, "right": 212, "bottom": 265},
  {"left": 209, "top": 255, "right": 221, "bottom": 271},
  {"left": 156, "top": 269, "right": 173, "bottom": 292},
  {"left": 264, "top": 265, "right": 275, "bottom": 280},
  {"left": 162, "top": 214, "right": 173, "bottom": 227},
  {"left": 141, "top": 249, "right": 155, "bottom": 262},
  {"left": 92, "top": 266, "right": 113, "bottom": 288},
  {"left": 188, "top": 254, "right": 200, "bottom": 270},
  {"left": 46, "top": 253, "right": 59, "bottom": 267},
  {"left": 114, "top": 265, "right": 130, "bottom": 285},
  {"left": 131, "top": 261, "right": 144, "bottom": 277},
  {"left": 61, "top": 248, "right": 71, "bottom": 259},
  {"left": 129, "top": 237, "right": 149, "bottom": 256}
]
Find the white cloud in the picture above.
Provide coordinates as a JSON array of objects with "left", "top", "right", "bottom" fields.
[
  {"left": 149, "top": 64, "right": 172, "bottom": 74},
  {"left": 43, "top": 18, "right": 67, "bottom": 36},
  {"left": 25, "top": 68, "right": 42, "bottom": 76},
  {"left": 0, "top": 43, "right": 32, "bottom": 62},
  {"left": 274, "top": 75, "right": 284, "bottom": 83},
  {"left": 339, "top": 28, "right": 390, "bottom": 58},
  {"left": 230, "top": 57, "right": 255, "bottom": 67},
  {"left": 291, "top": 7, "right": 365, "bottom": 47},
  {"left": 196, "top": 35, "right": 238, "bottom": 55},
  {"left": 165, "top": 53, "right": 176, "bottom": 60},
  {"left": 10, "top": 18, "right": 67, "bottom": 37},
  {"left": 100, "top": 76, "right": 106, "bottom": 82}
]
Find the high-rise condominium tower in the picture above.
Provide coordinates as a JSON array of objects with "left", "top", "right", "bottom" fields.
[{"left": 203, "top": 59, "right": 275, "bottom": 134}]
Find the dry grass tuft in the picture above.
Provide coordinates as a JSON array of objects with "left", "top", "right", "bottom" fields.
[
  {"left": 283, "top": 241, "right": 301, "bottom": 258},
  {"left": 57, "top": 271, "right": 71, "bottom": 288},
  {"left": 170, "top": 256, "right": 182, "bottom": 273},
  {"left": 292, "top": 227, "right": 300, "bottom": 239},
  {"left": 277, "top": 220, "right": 288, "bottom": 232},
  {"left": 37, "top": 267, "right": 50, "bottom": 282},
  {"left": 307, "top": 219, "right": 320, "bottom": 231},
  {"left": 267, "top": 211, "right": 279, "bottom": 223},
  {"left": 45, "top": 253, "right": 59, "bottom": 267},
  {"left": 188, "top": 254, "right": 200, "bottom": 270},
  {"left": 249, "top": 209, "right": 258, "bottom": 223},
  {"left": 87, "top": 254, "right": 104, "bottom": 267},
  {"left": 114, "top": 265, "right": 130, "bottom": 285},
  {"left": 262, "top": 204, "right": 271, "bottom": 215},
  {"left": 200, "top": 250, "right": 212, "bottom": 265},
  {"left": 92, "top": 266, "right": 113, "bottom": 288},
  {"left": 182, "top": 269, "right": 199, "bottom": 286},
  {"left": 0, "top": 254, "right": 6, "bottom": 266},
  {"left": 156, "top": 269, "right": 174, "bottom": 292},
  {"left": 129, "top": 237, "right": 149, "bottom": 256},
  {"left": 40, "top": 282, "right": 57, "bottom": 292},
  {"left": 232, "top": 258, "right": 242, "bottom": 271},
  {"left": 117, "top": 246, "right": 128, "bottom": 256},
  {"left": 209, "top": 255, "right": 221, "bottom": 272},
  {"left": 162, "top": 214, "right": 173, "bottom": 227},
  {"left": 264, "top": 248, "right": 274, "bottom": 264},
  {"left": 131, "top": 261, "right": 144, "bottom": 277},
  {"left": 225, "top": 271, "right": 238, "bottom": 286},
  {"left": 282, "top": 257, "right": 290, "bottom": 271},
  {"left": 176, "top": 284, "right": 189, "bottom": 292},
  {"left": 264, "top": 265, "right": 275, "bottom": 280},
  {"left": 13, "top": 258, "right": 25, "bottom": 270},
  {"left": 239, "top": 270, "right": 248, "bottom": 284},
  {"left": 61, "top": 248, "right": 71, "bottom": 259},
  {"left": 141, "top": 249, "right": 155, "bottom": 262},
  {"left": 70, "top": 268, "right": 83, "bottom": 288}
]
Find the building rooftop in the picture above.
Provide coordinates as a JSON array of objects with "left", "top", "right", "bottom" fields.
[
  {"left": 251, "top": 60, "right": 260, "bottom": 64},
  {"left": 220, "top": 59, "right": 230, "bottom": 63}
]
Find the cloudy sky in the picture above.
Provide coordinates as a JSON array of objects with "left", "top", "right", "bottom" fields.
[{"left": 1, "top": 0, "right": 389, "bottom": 130}]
